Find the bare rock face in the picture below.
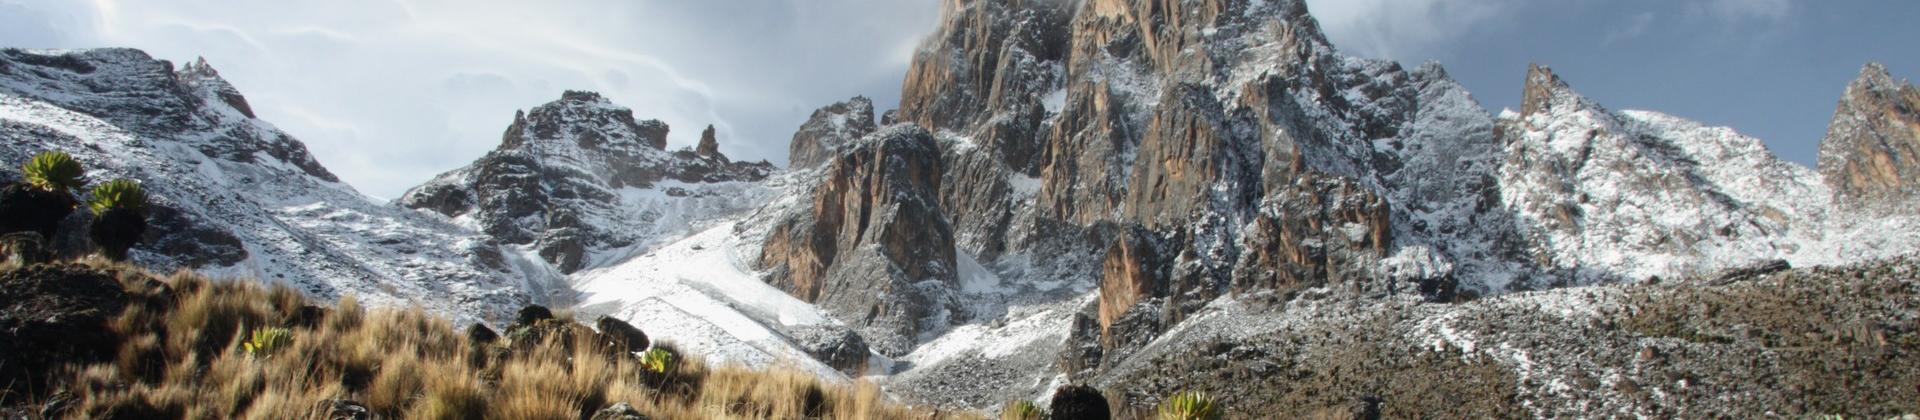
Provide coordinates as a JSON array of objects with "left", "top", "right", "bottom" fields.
[
  {"left": 898, "top": 0, "right": 1073, "bottom": 174},
  {"left": 636, "top": 120, "right": 669, "bottom": 151},
  {"left": 1819, "top": 63, "right": 1920, "bottom": 210},
  {"left": 1231, "top": 175, "right": 1392, "bottom": 298},
  {"left": 759, "top": 125, "right": 957, "bottom": 356},
  {"left": 1095, "top": 227, "right": 1165, "bottom": 347},
  {"left": 399, "top": 91, "right": 772, "bottom": 273},
  {"left": 696, "top": 124, "right": 726, "bottom": 162},
  {"left": 789, "top": 97, "right": 877, "bottom": 169}
]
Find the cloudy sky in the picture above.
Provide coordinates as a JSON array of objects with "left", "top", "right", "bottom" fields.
[{"left": 2, "top": 0, "right": 1914, "bottom": 199}]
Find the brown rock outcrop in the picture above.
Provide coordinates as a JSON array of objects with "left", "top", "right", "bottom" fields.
[
  {"left": 759, "top": 126, "right": 957, "bottom": 356},
  {"left": 1096, "top": 227, "right": 1164, "bottom": 346},
  {"left": 696, "top": 124, "right": 726, "bottom": 162},
  {"left": 1818, "top": 63, "right": 1920, "bottom": 209}
]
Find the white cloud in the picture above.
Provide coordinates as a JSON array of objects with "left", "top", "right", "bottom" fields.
[
  {"left": 1303, "top": 0, "right": 1525, "bottom": 60},
  {"left": 0, "top": 0, "right": 941, "bottom": 199}
]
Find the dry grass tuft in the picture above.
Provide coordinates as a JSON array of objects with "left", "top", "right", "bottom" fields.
[{"left": 4, "top": 261, "right": 974, "bottom": 419}]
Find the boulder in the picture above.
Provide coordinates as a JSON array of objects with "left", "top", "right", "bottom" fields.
[
  {"left": 589, "top": 402, "right": 650, "bottom": 420},
  {"left": 0, "top": 231, "right": 48, "bottom": 265},
  {"left": 0, "top": 264, "right": 126, "bottom": 403},
  {"left": 314, "top": 399, "right": 371, "bottom": 420},
  {"left": 785, "top": 324, "right": 871, "bottom": 374}
]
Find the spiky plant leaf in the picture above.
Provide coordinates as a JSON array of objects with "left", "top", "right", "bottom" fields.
[
  {"left": 1156, "top": 391, "right": 1220, "bottom": 420},
  {"left": 87, "top": 179, "right": 147, "bottom": 215},
  {"left": 242, "top": 327, "right": 294, "bottom": 358},
  {"left": 641, "top": 347, "right": 677, "bottom": 374},
  {"left": 21, "top": 151, "right": 86, "bottom": 193}
]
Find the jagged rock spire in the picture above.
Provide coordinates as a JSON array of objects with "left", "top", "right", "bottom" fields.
[
  {"left": 1818, "top": 62, "right": 1920, "bottom": 209},
  {"left": 697, "top": 124, "right": 725, "bottom": 162}
]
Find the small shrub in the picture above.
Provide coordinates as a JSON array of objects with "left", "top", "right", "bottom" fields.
[
  {"left": 21, "top": 150, "right": 86, "bottom": 193},
  {"left": 242, "top": 327, "right": 293, "bottom": 358},
  {"left": 1001, "top": 400, "right": 1045, "bottom": 420},
  {"left": 1156, "top": 391, "right": 1219, "bottom": 420}
]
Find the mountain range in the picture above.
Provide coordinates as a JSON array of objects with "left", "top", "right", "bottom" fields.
[{"left": 2, "top": 0, "right": 1916, "bottom": 416}]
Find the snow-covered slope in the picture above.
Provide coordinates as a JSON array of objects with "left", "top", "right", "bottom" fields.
[
  {"left": 569, "top": 217, "right": 848, "bottom": 380},
  {"left": 0, "top": 48, "right": 532, "bottom": 324},
  {"left": 1492, "top": 65, "right": 1920, "bottom": 289}
]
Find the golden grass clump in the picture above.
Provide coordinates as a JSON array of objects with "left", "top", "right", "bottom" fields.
[{"left": 6, "top": 260, "right": 974, "bottom": 419}]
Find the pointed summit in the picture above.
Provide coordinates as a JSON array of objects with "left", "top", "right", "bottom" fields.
[
  {"left": 696, "top": 124, "right": 725, "bottom": 162},
  {"left": 177, "top": 56, "right": 257, "bottom": 119},
  {"left": 1521, "top": 64, "right": 1576, "bottom": 117},
  {"left": 399, "top": 92, "right": 771, "bottom": 273},
  {"left": 1818, "top": 62, "right": 1920, "bottom": 209}
]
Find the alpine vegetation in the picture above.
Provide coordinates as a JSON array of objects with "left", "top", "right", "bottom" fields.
[
  {"left": 1155, "top": 391, "right": 1219, "bottom": 420},
  {"left": 0, "top": 151, "right": 86, "bottom": 241},
  {"left": 85, "top": 179, "right": 148, "bottom": 261}
]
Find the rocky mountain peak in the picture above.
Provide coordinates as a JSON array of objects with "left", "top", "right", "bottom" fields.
[
  {"left": 789, "top": 96, "right": 877, "bottom": 168},
  {"left": 1, "top": 48, "right": 532, "bottom": 324},
  {"left": 1519, "top": 64, "right": 1598, "bottom": 118},
  {"left": 399, "top": 92, "right": 772, "bottom": 273},
  {"left": 177, "top": 56, "right": 256, "bottom": 119},
  {"left": 1818, "top": 62, "right": 1920, "bottom": 209}
]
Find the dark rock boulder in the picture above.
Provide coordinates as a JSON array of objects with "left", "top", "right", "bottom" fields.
[
  {"left": 0, "top": 232, "right": 48, "bottom": 265},
  {"left": 0, "top": 264, "right": 126, "bottom": 403},
  {"left": 1818, "top": 63, "right": 1920, "bottom": 210},
  {"left": 759, "top": 126, "right": 957, "bottom": 356},
  {"left": 785, "top": 324, "right": 871, "bottom": 374},
  {"left": 1708, "top": 259, "right": 1791, "bottom": 286},
  {"left": 595, "top": 315, "right": 649, "bottom": 353},
  {"left": 589, "top": 402, "right": 650, "bottom": 420},
  {"left": 314, "top": 399, "right": 372, "bottom": 420},
  {"left": 789, "top": 96, "right": 877, "bottom": 169}
]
